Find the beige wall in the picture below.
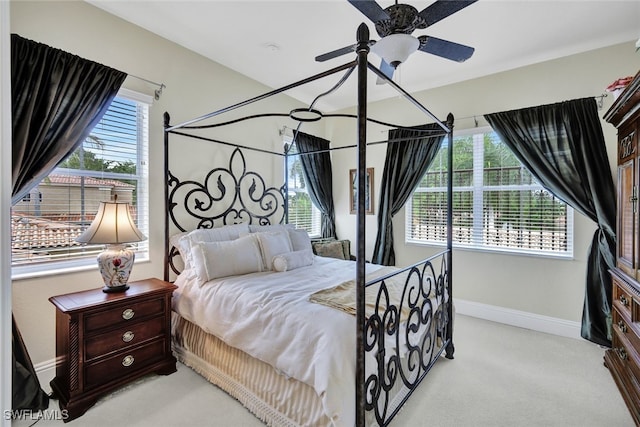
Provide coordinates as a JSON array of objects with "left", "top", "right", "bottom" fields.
[
  {"left": 9, "top": 0, "right": 640, "bottom": 373},
  {"left": 329, "top": 42, "right": 640, "bottom": 324}
]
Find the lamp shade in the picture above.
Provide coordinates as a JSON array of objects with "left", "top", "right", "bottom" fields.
[
  {"left": 77, "top": 201, "right": 145, "bottom": 292},
  {"left": 76, "top": 201, "right": 146, "bottom": 244},
  {"left": 372, "top": 34, "right": 420, "bottom": 68}
]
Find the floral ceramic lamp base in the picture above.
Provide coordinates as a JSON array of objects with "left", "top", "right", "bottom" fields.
[{"left": 98, "top": 244, "right": 135, "bottom": 293}]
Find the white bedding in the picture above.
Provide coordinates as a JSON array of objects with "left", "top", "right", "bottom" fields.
[{"left": 173, "top": 255, "right": 386, "bottom": 427}]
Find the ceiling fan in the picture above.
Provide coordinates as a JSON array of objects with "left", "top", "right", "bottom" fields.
[{"left": 316, "top": 0, "right": 477, "bottom": 81}]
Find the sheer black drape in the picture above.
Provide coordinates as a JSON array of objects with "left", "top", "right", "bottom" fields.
[
  {"left": 485, "top": 98, "right": 616, "bottom": 347},
  {"left": 294, "top": 131, "right": 336, "bottom": 238},
  {"left": 372, "top": 124, "right": 448, "bottom": 266},
  {"left": 11, "top": 34, "right": 126, "bottom": 409}
]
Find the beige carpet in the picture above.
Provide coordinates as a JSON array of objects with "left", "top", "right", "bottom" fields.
[{"left": 13, "top": 314, "right": 634, "bottom": 427}]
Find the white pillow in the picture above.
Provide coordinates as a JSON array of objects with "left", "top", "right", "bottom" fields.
[
  {"left": 195, "top": 234, "right": 264, "bottom": 283},
  {"left": 176, "top": 223, "right": 250, "bottom": 271},
  {"left": 249, "top": 223, "right": 294, "bottom": 233},
  {"left": 169, "top": 231, "right": 189, "bottom": 252},
  {"left": 169, "top": 231, "right": 189, "bottom": 272},
  {"left": 255, "top": 230, "right": 293, "bottom": 270},
  {"left": 287, "top": 228, "right": 312, "bottom": 252},
  {"left": 188, "top": 223, "right": 250, "bottom": 244},
  {"left": 273, "top": 249, "right": 314, "bottom": 272}
]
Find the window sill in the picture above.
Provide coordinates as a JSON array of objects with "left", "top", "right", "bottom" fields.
[
  {"left": 11, "top": 256, "right": 150, "bottom": 281},
  {"left": 404, "top": 239, "right": 574, "bottom": 261}
]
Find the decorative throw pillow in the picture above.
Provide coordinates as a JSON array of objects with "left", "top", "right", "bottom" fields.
[
  {"left": 169, "top": 231, "right": 189, "bottom": 253},
  {"left": 169, "top": 231, "right": 189, "bottom": 272},
  {"left": 287, "top": 228, "right": 312, "bottom": 252},
  {"left": 195, "top": 234, "right": 263, "bottom": 283},
  {"left": 255, "top": 230, "right": 293, "bottom": 270},
  {"left": 339, "top": 239, "right": 351, "bottom": 260},
  {"left": 188, "top": 223, "right": 250, "bottom": 244},
  {"left": 313, "top": 240, "right": 348, "bottom": 260},
  {"left": 249, "top": 223, "right": 294, "bottom": 233},
  {"left": 272, "top": 249, "right": 315, "bottom": 272},
  {"left": 176, "top": 223, "right": 250, "bottom": 271}
]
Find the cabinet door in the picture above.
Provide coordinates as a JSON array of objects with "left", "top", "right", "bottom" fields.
[
  {"left": 618, "top": 123, "right": 638, "bottom": 277},
  {"left": 618, "top": 158, "right": 635, "bottom": 275}
]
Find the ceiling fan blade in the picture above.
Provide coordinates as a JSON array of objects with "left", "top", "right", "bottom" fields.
[
  {"left": 418, "top": 0, "right": 478, "bottom": 28},
  {"left": 347, "top": 0, "right": 390, "bottom": 23},
  {"left": 315, "top": 44, "right": 357, "bottom": 62},
  {"left": 418, "top": 35, "right": 474, "bottom": 62},
  {"left": 376, "top": 59, "right": 395, "bottom": 85}
]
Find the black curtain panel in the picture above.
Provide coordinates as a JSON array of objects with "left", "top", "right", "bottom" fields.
[
  {"left": 11, "top": 34, "right": 127, "bottom": 203},
  {"left": 11, "top": 34, "right": 126, "bottom": 410},
  {"left": 11, "top": 315, "right": 48, "bottom": 411},
  {"left": 485, "top": 97, "right": 616, "bottom": 347},
  {"left": 372, "top": 124, "right": 448, "bottom": 266},
  {"left": 294, "top": 131, "right": 337, "bottom": 238}
]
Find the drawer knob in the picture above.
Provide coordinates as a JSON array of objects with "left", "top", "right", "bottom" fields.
[
  {"left": 618, "top": 320, "right": 628, "bottom": 334},
  {"left": 122, "top": 355, "right": 135, "bottom": 367},
  {"left": 122, "top": 308, "right": 135, "bottom": 320},
  {"left": 122, "top": 331, "right": 135, "bottom": 343},
  {"left": 617, "top": 347, "right": 628, "bottom": 361},
  {"left": 620, "top": 295, "right": 629, "bottom": 307}
]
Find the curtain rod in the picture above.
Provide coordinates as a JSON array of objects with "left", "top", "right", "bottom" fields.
[
  {"left": 127, "top": 73, "right": 166, "bottom": 100},
  {"left": 434, "top": 93, "right": 610, "bottom": 129}
]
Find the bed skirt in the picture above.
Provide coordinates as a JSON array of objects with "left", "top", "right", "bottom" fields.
[{"left": 171, "top": 312, "right": 333, "bottom": 427}]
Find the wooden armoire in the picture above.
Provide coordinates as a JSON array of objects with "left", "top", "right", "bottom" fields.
[{"left": 604, "top": 69, "right": 640, "bottom": 426}]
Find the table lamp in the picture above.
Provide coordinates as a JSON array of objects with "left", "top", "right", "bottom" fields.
[{"left": 76, "top": 199, "right": 146, "bottom": 293}]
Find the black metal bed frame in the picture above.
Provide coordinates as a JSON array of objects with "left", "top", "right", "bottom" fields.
[{"left": 163, "top": 23, "right": 453, "bottom": 427}]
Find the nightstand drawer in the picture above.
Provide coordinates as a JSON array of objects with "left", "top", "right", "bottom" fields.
[
  {"left": 84, "top": 338, "right": 167, "bottom": 390},
  {"left": 84, "top": 298, "right": 165, "bottom": 333},
  {"left": 84, "top": 316, "right": 166, "bottom": 360}
]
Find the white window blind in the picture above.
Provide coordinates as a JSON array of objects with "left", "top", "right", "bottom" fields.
[
  {"left": 285, "top": 140, "right": 321, "bottom": 237},
  {"left": 406, "top": 128, "right": 573, "bottom": 257},
  {"left": 11, "top": 91, "right": 150, "bottom": 277}
]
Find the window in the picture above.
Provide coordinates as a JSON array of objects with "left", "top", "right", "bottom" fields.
[
  {"left": 11, "top": 89, "right": 150, "bottom": 277},
  {"left": 406, "top": 128, "right": 573, "bottom": 257},
  {"left": 285, "top": 139, "right": 321, "bottom": 237}
]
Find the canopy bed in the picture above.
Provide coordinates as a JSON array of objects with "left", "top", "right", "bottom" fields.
[{"left": 163, "top": 24, "right": 454, "bottom": 426}]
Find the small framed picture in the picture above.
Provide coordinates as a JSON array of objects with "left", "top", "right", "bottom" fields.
[{"left": 349, "top": 168, "right": 374, "bottom": 215}]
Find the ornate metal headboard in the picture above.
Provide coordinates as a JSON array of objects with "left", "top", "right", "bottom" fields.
[{"left": 165, "top": 147, "right": 286, "bottom": 279}]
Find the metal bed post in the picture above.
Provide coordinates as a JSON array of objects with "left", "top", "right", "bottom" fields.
[
  {"left": 355, "top": 22, "right": 369, "bottom": 427},
  {"left": 445, "top": 112, "right": 455, "bottom": 358},
  {"left": 283, "top": 142, "right": 290, "bottom": 224},
  {"left": 163, "top": 112, "right": 171, "bottom": 282}
]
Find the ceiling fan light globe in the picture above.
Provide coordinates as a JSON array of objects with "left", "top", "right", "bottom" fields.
[{"left": 372, "top": 33, "right": 419, "bottom": 67}]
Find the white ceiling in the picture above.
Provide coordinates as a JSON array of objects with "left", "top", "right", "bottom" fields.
[{"left": 87, "top": 0, "right": 640, "bottom": 112}]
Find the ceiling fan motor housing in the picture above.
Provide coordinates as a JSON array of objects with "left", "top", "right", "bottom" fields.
[{"left": 375, "top": 4, "right": 428, "bottom": 37}]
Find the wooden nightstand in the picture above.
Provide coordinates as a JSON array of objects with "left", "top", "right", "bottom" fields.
[{"left": 49, "top": 278, "right": 177, "bottom": 422}]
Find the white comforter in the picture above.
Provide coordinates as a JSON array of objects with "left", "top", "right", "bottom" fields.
[{"left": 172, "top": 256, "right": 385, "bottom": 427}]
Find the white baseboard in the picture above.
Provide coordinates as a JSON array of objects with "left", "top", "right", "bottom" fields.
[
  {"left": 454, "top": 298, "right": 582, "bottom": 340},
  {"left": 34, "top": 359, "right": 56, "bottom": 394},
  {"left": 31, "top": 300, "right": 581, "bottom": 385}
]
